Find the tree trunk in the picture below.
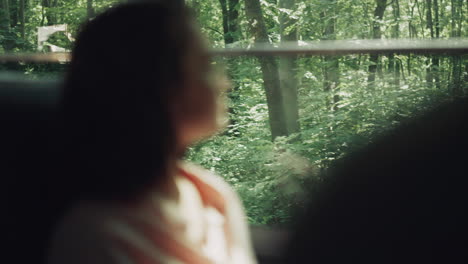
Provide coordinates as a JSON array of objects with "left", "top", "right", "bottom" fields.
[
  {"left": 245, "top": 0, "right": 288, "bottom": 140},
  {"left": 0, "top": 0, "right": 14, "bottom": 51},
  {"left": 219, "top": 0, "right": 240, "bottom": 45},
  {"left": 24, "top": 0, "right": 29, "bottom": 24},
  {"left": 367, "top": 0, "right": 387, "bottom": 90},
  {"left": 42, "top": 0, "right": 56, "bottom": 25},
  {"left": 425, "top": 0, "right": 434, "bottom": 88},
  {"left": 219, "top": 0, "right": 230, "bottom": 44},
  {"left": 388, "top": 0, "right": 400, "bottom": 87},
  {"left": 433, "top": 0, "right": 441, "bottom": 38},
  {"left": 87, "top": 0, "right": 95, "bottom": 20},
  {"left": 228, "top": 0, "right": 240, "bottom": 42},
  {"left": 19, "top": 0, "right": 25, "bottom": 41},
  {"left": 279, "top": 0, "right": 300, "bottom": 134},
  {"left": 450, "top": 0, "right": 462, "bottom": 96},
  {"left": 407, "top": 2, "right": 418, "bottom": 78},
  {"left": 426, "top": 0, "right": 435, "bottom": 38},
  {"left": 10, "top": 0, "right": 18, "bottom": 28},
  {"left": 218, "top": 0, "right": 241, "bottom": 136},
  {"left": 408, "top": 2, "right": 418, "bottom": 38},
  {"left": 416, "top": 0, "right": 426, "bottom": 37},
  {"left": 433, "top": 0, "right": 440, "bottom": 88},
  {"left": 451, "top": 0, "right": 457, "bottom": 37},
  {"left": 320, "top": 1, "right": 340, "bottom": 110},
  {"left": 456, "top": 0, "right": 462, "bottom": 37}
]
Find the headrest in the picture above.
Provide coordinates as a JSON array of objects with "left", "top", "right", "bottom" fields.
[{"left": 0, "top": 72, "right": 61, "bottom": 108}]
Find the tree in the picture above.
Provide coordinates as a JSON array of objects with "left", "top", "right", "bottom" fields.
[
  {"left": 432, "top": 0, "right": 441, "bottom": 88},
  {"left": 219, "top": 0, "right": 230, "bottom": 44},
  {"left": 450, "top": 0, "right": 463, "bottom": 96},
  {"left": 279, "top": 0, "right": 300, "bottom": 134},
  {"left": 388, "top": 0, "right": 401, "bottom": 87},
  {"left": 218, "top": 0, "right": 240, "bottom": 45},
  {"left": 320, "top": 0, "right": 340, "bottom": 110},
  {"left": 227, "top": 0, "right": 240, "bottom": 42},
  {"left": 367, "top": 0, "right": 388, "bottom": 89},
  {"left": 245, "top": 0, "right": 288, "bottom": 140},
  {"left": 19, "top": 0, "right": 25, "bottom": 41},
  {"left": 42, "top": 0, "right": 57, "bottom": 26},
  {"left": 425, "top": 0, "right": 434, "bottom": 88},
  {"left": 0, "top": 0, "right": 14, "bottom": 52},
  {"left": 217, "top": 0, "right": 242, "bottom": 137}
]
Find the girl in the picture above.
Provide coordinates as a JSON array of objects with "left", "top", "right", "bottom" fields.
[{"left": 47, "top": 2, "right": 256, "bottom": 264}]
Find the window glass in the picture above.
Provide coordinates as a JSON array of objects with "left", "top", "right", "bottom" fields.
[
  {"left": 0, "top": 0, "right": 122, "bottom": 78},
  {"left": 187, "top": 0, "right": 468, "bottom": 227},
  {"left": 0, "top": 0, "right": 466, "bottom": 228}
]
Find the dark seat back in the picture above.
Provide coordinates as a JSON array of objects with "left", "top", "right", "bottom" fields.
[{"left": 0, "top": 73, "right": 60, "bottom": 262}]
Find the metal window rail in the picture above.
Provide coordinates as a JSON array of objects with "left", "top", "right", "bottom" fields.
[{"left": 0, "top": 39, "right": 467, "bottom": 63}]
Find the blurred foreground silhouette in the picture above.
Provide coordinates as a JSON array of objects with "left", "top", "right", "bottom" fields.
[{"left": 286, "top": 97, "right": 468, "bottom": 263}]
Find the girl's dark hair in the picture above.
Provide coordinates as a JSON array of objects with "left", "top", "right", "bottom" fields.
[{"left": 59, "top": 2, "right": 194, "bottom": 202}]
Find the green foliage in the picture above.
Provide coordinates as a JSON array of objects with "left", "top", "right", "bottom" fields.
[
  {"left": 44, "top": 31, "right": 73, "bottom": 50},
  {"left": 187, "top": 53, "right": 459, "bottom": 226}
]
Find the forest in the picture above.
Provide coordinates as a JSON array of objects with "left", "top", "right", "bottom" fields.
[{"left": 1, "top": 0, "right": 467, "bottom": 226}]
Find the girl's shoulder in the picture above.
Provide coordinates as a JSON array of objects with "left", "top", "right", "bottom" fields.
[
  {"left": 180, "top": 161, "right": 257, "bottom": 263},
  {"left": 178, "top": 161, "right": 241, "bottom": 206}
]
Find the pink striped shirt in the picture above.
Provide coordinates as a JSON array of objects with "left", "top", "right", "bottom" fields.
[{"left": 47, "top": 162, "right": 257, "bottom": 264}]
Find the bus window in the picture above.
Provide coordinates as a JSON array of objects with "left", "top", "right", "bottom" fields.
[
  {"left": 185, "top": 0, "right": 467, "bottom": 229},
  {"left": 1, "top": 0, "right": 466, "bottom": 230}
]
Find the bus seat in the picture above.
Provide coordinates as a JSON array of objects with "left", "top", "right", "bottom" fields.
[{"left": 0, "top": 73, "right": 60, "bottom": 262}]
